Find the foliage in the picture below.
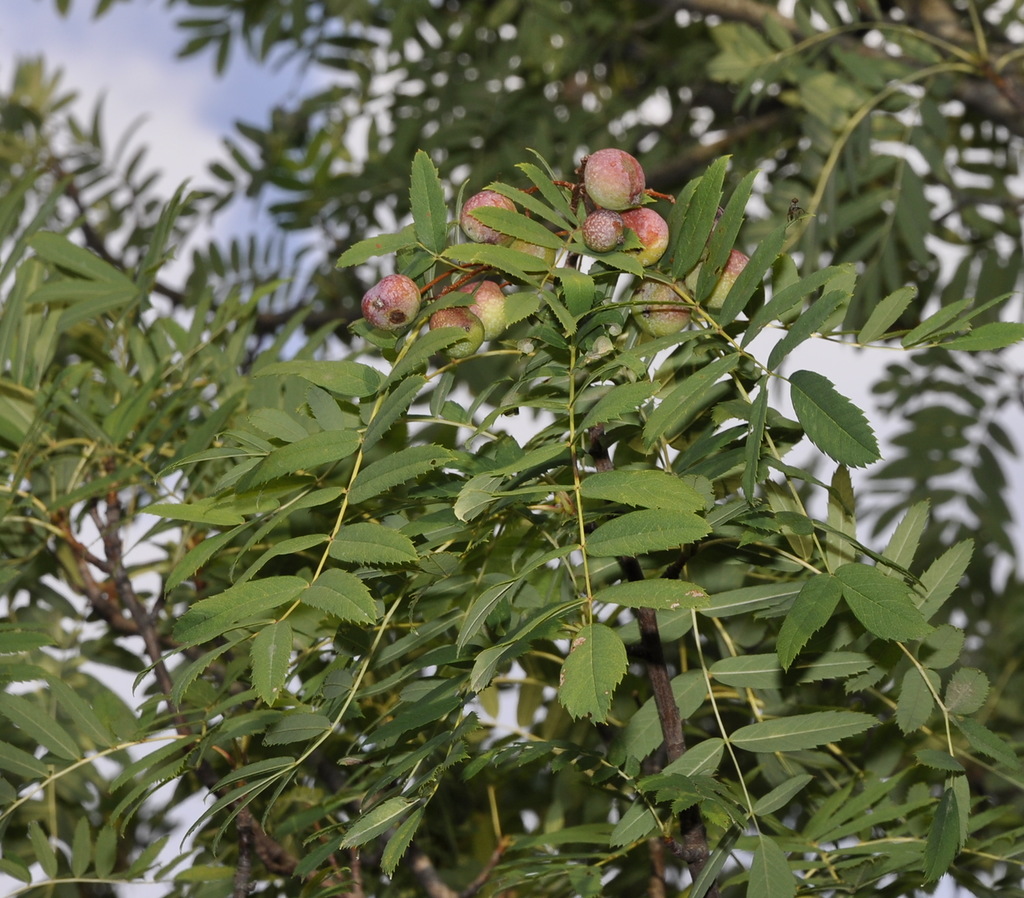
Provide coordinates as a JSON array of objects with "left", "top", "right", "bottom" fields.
[{"left": 1, "top": 1, "right": 1024, "bottom": 897}]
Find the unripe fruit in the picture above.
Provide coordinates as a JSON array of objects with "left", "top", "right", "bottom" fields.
[
  {"left": 620, "top": 207, "right": 670, "bottom": 268},
  {"left": 460, "top": 281, "right": 507, "bottom": 340},
  {"left": 581, "top": 209, "right": 625, "bottom": 253},
  {"left": 460, "top": 190, "right": 516, "bottom": 244},
  {"left": 583, "top": 148, "right": 646, "bottom": 211},
  {"left": 361, "top": 273, "right": 421, "bottom": 332},
  {"left": 429, "top": 307, "right": 485, "bottom": 359},
  {"left": 631, "top": 279, "right": 691, "bottom": 336},
  {"left": 687, "top": 249, "right": 750, "bottom": 311},
  {"left": 509, "top": 237, "right": 557, "bottom": 268}
]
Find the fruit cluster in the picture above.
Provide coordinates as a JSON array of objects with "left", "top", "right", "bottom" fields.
[{"left": 358, "top": 148, "right": 749, "bottom": 355}]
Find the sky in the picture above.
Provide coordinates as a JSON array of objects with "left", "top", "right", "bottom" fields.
[{"left": 0, "top": 3, "right": 1018, "bottom": 895}]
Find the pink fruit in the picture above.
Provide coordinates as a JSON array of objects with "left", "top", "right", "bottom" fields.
[
  {"left": 630, "top": 279, "right": 691, "bottom": 336},
  {"left": 459, "top": 281, "right": 508, "bottom": 340},
  {"left": 428, "top": 306, "right": 485, "bottom": 359},
  {"left": 361, "top": 273, "right": 421, "bottom": 332},
  {"left": 583, "top": 148, "right": 646, "bottom": 211},
  {"left": 581, "top": 209, "right": 625, "bottom": 253},
  {"left": 620, "top": 207, "right": 670, "bottom": 268},
  {"left": 704, "top": 249, "right": 750, "bottom": 311},
  {"left": 460, "top": 190, "right": 516, "bottom": 244}
]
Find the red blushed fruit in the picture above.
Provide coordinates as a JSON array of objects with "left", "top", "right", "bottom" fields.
[
  {"left": 459, "top": 280, "right": 507, "bottom": 340},
  {"left": 705, "top": 249, "right": 750, "bottom": 311},
  {"left": 620, "top": 207, "right": 669, "bottom": 267},
  {"left": 581, "top": 209, "right": 625, "bottom": 253},
  {"left": 630, "top": 279, "right": 691, "bottom": 336},
  {"left": 361, "top": 273, "right": 421, "bottom": 332},
  {"left": 428, "top": 306, "right": 485, "bottom": 359},
  {"left": 583, "top": 148, "right": 646, "bottom": 211},
  {"left": 460, "top": 190, "right": 516, "bottom": 244}
]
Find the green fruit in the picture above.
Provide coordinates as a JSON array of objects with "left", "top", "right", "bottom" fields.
[
  {"left": 429, "top": 307, "right": 486, "bottom": 358},
  {"left": 686, "top": 249, "right": 750, "bottom": 311},
  {"left": 460, "top": 280, "right": 508, "bottom": 340},
  {"left": 630, "top": 279, "right": 691, "bottom": 336}
]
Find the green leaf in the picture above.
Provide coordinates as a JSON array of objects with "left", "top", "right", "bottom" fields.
[
  {"left": 329, "top": 522, "right": 418, "bottom": 565},
  {"left": 944, "top": 667, "right": 989, "bottom": 715},
  {"left": 777, "top": 574, "right": 843, "bottom": 670},
  {"left": 858, "top": 285, "right": 916, "bottom": 343},
  {"left": 882, "top": 501, "right": 930, "bottom": 575},
  {"left": 730, "top": 710, "right": 875, "bottom": 752},
  {"left": 410, "top": 149, "right": 448, "bottom": 254},
  {"left": 642, "top": 354, "right": 741, "bottom": 447},
  {"left": 302, "top": 569, "right": 378, "bottom": 622},
  {"left": 469, "top": 205, "right": 563, "bottom": 249},
  {"left": 240, "top": 430, "right": 362, "bottom": 489},
  {"left": 443, "top": 242, "right": 551, "bottom": 281},
  {"left": 366, "top": 375, "right": 425, "bottom": 446},
  {"left": 661, "top": 737, "right": 725, "bottom": 776},
  {"left": 144, "top": 498, "right": 246, "bottom": 527},
  {"left": 748, "top": 835, "right": 796, "bottom": 898},
  {"left": 0, "top": 693, "right": 80, "bottom": 760},
  {"left": 256, "top": 360, "right": 385, "bottom": 397},
  {"left": 953, "top": 717, "right": 1020, "bottom": 769},
  {"left": 765, "top": 289, "right": 847, "bottom": 370},
  {"left": 336, "top": 225, "right": 417, "bottom": 268},
  {"left": 251, "top": 621, "right": 293, "bottom": 706},
  {"left": 264, "top": 712, "right": 332, "bottom": 745},
  {"left": 27, "top": 821, "right": 58, "bottom": 878},
  {"left": 581, "top": 469, "right": 708, "bottom": 512},
  {"left": 0, "top": 740, "right": 49, "bottom": 778},
  {"left": 923, "top": 784, "right": 962, "bottom": 881},
  {"left": 942, "top": 321, "right": 1024, "bottom": 350},
  {"left": 94, "top": 826, "right": 117, "bottom": 878},
  {"left": 558, "top": 623, "right": 628, "bottom": 722},
  {"left": 609, "top": 801, "right": 661, "bottom": 848},
  {"left": 553, "top": 267, "right": 596, "bottom": 317},
  {"left": 836, "top": 563, "right": 931, "bottom": 641},
  {"left": 896, "top": 667, "right": 938, "bottom": 734},
  {"left": 669, "top": 156, "right": 729, "bottom": 279},
  {"left": 578, "top": 380, "right": 661, "bottom": 431},
  {"left": 743, "top": 265, "right": 851, "bottom": 347},
  {"left": 594, "top": 579, "right": 709, "bottom": 611},
  {"left": 457, "top": 578, "right": 522, "bottom": 652},
  {"left": 173, "top": 577, "right": 308, "bottom": 645},
  {"left": 348, "top": 444, "right": 454, "bottom": 504},
  {"left": 381, "top": 804, "right": 426, "bottom": 876},
  {"left": 30, "top": 231, "right": 130, "bottom": 282},
  {"left": 917, "top": 540, "right": 973, "bottom": 621},
  {"left": 341, "top": 797, "right": 419, "bottom": 848},
  {"left": 586, "top": 509, "right": 710, "bottom": 557},
  {"left": 901, "top": 297, "right": 971, "bottom": 347},
  {"left": 915, "top": 750, "right": 964, "bottom": 773},
  {"left": 742, "top": 379, "right": 769, "bottom": 499},
  {"left": 70, "top": 815, "right": 92, "bottom": 878},
  {"left": 752, "top": 775, "right": 814, "bottom": 816},
  {"left": 788, "top": 370, "right": 880, "bottom": 467}
]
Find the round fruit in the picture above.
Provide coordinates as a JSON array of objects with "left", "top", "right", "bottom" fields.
[
  {"left": 583, "top": 148, "right": 646, "bottom": 211},
  {"left": 687, "top": 249, "right": 750, "bottom": 311},
  {"left": 630, "top": 279, "right": 691, "bottom": 336},
  {"left": 361, "top": 273, "right": 421, "bottom": 332},
  {"left": 620, "top": 207, "right": 670, "bottom": 268},
  {"left": 509, "top": 237, "right": 558, "bottom": 268},
  {"left": 428, "top": 307, "right": 486, "bottom": 359},
  {"left": 581, "top": 209, "right": 625, "bottom": 253},
  {"left": 460, "top": 190, "right": 516, "bottom": 244},
  {"left": 460, "top": 281, "right": 508, "bottom": 340}
]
